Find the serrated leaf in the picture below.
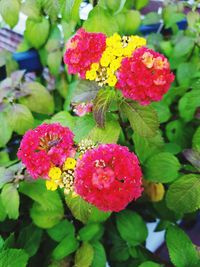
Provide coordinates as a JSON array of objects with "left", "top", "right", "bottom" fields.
[
  {"left": 71, "top": 80, "right": 100, "bottom": 103},
  {"left": 1, "top": 183, "right": 19, "bottom": 220},
  {"left": 75, "top": 242, "right": 94, "bottom": 267},
  {"left": 91, "top": 241, "right": 107, "bottom": 267},
  {"left": 152, "top": 101, "right": 171, "bottom": 123},
  {"left": 0, "top": 113, "right": 12, "bottom": 148},
  {"left": 50, "top": 111, "right": 76, "bottom": 130},
  {"left": 93, "top": 88, "right": 116, "bottom": 127},
  {"left": 177, "top": 62, "right": 196, "bottom": 87},
  {"left": 179, "top": 90, "right": 200, "bottom": 122},
  {"left": 193, "top": 126, "right": 200, "bottom": 151},
  {"left": 52, "top": 235, "right": 78, "bottom": 260},
  {"left": 0, "top": 249, "right": 28, "bottom": 267},
  {"left": 166, "top": 174, "right": 200, "bottom": 214},
  {"left": 20, "top": 82, "right": 54, "bottom": 114},
  {"left": 47, "top": 219, "right": 75, "bottom": 242},
  {"left": 0, "top": 0, "right": 20, "bottom": 28},
  {"left": 166, "top": 225, "right": 199, "bottom": 267},
  {"left": 25, "top": 17, "right": 50, "bottom": 49},
  {"left": 121, "top": 100, "right": 159, "bottom": 137},
  {"left": 7, "top": 104, "right": 34, "bottom": 135},
  {"left": 116, "top": 210, "right": 148, "bottom": 246},
  {"left": 144, "top": 152, "right": 181, "bottom": 183},
  {"left": 110, "top": 239, "right": 130, "bottom": 262},
  {"left": 17, "top": 224, "right": 42, "bottom": 257}
]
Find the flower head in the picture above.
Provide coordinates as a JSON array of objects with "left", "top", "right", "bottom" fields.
[
  {"left": 17, "top": 123, "right": 75, "bottom": 179},
  {"left": 74, "top": 144, "right": 143, "bottom": 212},
  {"left": 64, "top": 28, "right": 106, "bottom": 78},
  {"left": 116, "top": 47, "right": 174, "bottom": 105},
  {"left": 73, "top": 102, "right": 93, "bottom": 117}
]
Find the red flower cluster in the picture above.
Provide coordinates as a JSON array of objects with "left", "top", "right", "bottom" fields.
[
  {"left": 74, "top": 144, "right": 143, "bottom": 212},
  {"left": 17, "top": 123, "right": 74, "bottom": 179},
  {"left": 64, "top": 28, "right": 106, "bottom": 78},
  {"left": 116, "top": 47, "right": 175, "bottom": 105}
]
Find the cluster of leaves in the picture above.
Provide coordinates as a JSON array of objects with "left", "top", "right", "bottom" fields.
[{"left": 0, "top": 0, "right": 200, "bottom": 266}]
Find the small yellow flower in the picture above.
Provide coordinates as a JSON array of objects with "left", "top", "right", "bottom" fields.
[
  {"left": 63, "top": 157, "right": 76, "bottom": 171},
  {"left": 107, "top": 75, "right": 117, "bottom": 87},
  {"left": 46, "top": 180, "right": 58, "bottom": 191},
  {"left": 91, "top": 63, "right": 99, "bottom": 71},
  {"left": 144, "top": 180, "right": 165, "bottom": 202},
  {"left": 48, "top": 167, "right": 61, "bottom": 181},
  {"left": 86, "top": 69, "right": 97, "bottom": 80},
  {"left": 110, "top": 58, "right": 122, "bottom": 71},
  {"left": 100, "top": 54, "right": 112, "bottom": 67},
  {"left": 142, "top": 52, "right": 154, "bottom": 68}
]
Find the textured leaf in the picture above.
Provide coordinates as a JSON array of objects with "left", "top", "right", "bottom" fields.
[
  {"left": 193, "top": 126, "right": 200, "bottom": 151},
  {"left": 135, "top": 0, "right": 149, "bottom": 10},
  {"left": 20, "top": 82, "right": 54, "bottom": 114},
  {"left": 75, "top": 242, "right": 94, "bottom": 267},
  {"left": 93, "top": 88, "right": 116, "bottom": 127},
  {"left": 47, "top": 50, "right": 62, "bottom": 77},
  {"left": 78, "top": 224, "right": 102, "bottom": 242},
  {"left": 139, "top": 262, "right": 161, "bottom": 267},
  {"left": 91, "top": 241, "right": 107, "bottom": 267},
  {"left": 144, "top": 152, "right": 181, "bottom": 183},
  {"left": 183, "top": 149, "right": 200, "bottom": 170},
  {"left": 50, "top": 111, "right": 76, "bottom": 130},
  {"left": 116, "top": 210, "right": 148, "bottom": 246},
  {"left": 0, "top": 249, "right": 28, "bottom": 267},
  {"left": 21, "top": 0, "right": 41, "bottom": 20},
  {"left": 121, "top": 101, "right": 159, "bottom": 137},
  {"left": 173, "top": 36, "right": 195, "bottom": 58},
  {"left": 177, "top": 62, "right": 196, "bottom": 87},
  {"left": 1, "top": 183, "right": 19, "bottom": 220},
  {"left": 52, "top": 235, "right": 78, "bottom": 260},
  {"left": 7, "top": 104, "right": 34, "bottom": 135},
  {"left": 0, "top": 0, "right": 20, "bottom": 28},
  {"left": 166, "top": 225, "right": 199, "bottom": 267},
  {"left": 0, "top": 196, "right": 6, "bottom": 222},
  {"left": 123, "top": 10, "right": 141, "bottom": 34},
  {"left": 62, "top": 0, "right": 82, "bottom": 23},
  {"left": 47, "top": 219, "right": 75, "bottom": 242},
  {"left": 0, "top": 113, "right": 12, "bottom": 148},
  {"left": 166, "top": 174, "right": 200, "bottom": 214}
]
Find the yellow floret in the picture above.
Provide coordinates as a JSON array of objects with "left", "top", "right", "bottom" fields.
[
  {"left": 46, "top": 180, "right": 58, "bottom": 191},
  {"left": 100, "top": 55, "right": 112, "bottom": 67},
  {"left": 86, "top": 69, "right": 97, "bottom": 80},
  {"left": 107, "top": 75, "right": 117, "bottom": 87},
  {"left": 110, "top": 58, "right": 123, "bottom": 71},
  {"left": 91, "top": 63, "right": 99, "bottom": 71},
  {"left": 48, "top": 167, "right": 61, "bottom": 181},
  {"left": 63, "top": 157, "right": 76, "bottom": 170}
]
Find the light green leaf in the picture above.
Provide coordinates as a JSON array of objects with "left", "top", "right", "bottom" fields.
[
  {"left": 121, "top": 100, "right": 159, "bottom": 137},
  {"left": 75, "top": 242, "right": 94, "bottom": 267},
  {"left": 0, "top": 0, "right": 20, "bottom": 28},
  {"left": 139, "top": 262, "right": 161, "bottom": 267},
  {"left": 21, "top": 0, "right": 41, "bottom": 20},
  {"left": 173, "top": 36, "right": 195, "bottom": 58},
  {"left": 122, "top": 10, "right": 141, "bottom": 34},
  {"left": 62, "top": 0, "right": 82, "bottom": 23},
  {"left": 0, "top": 196, "right": 6, "bottom": 222},
  {"left": 116, "top": 210, "right": 148, "bottom": 246},
  {"left": 17, "top": 224, "right": 42, "bottom": 257},
  {"left": 52, "top": 235, "right": 79, "bottom": 260},
  {"left": 47, "top": 219, "right": 75, "bottom": 242},
  {"left": 144, "top": 152, "right": 181, "bottom": 183},
  {"left": 133, "top": 132, "right": 164, "bottom": 163},
  {"left": 20, "top": 82, "right": 54, "bottom": 114},
  {"left": 177, "top": 62, "right": 196, "bottom": 87},
  {"left": 152, "top": 101, "right": 171, "bottom": 123},
  {"left": 7, "top": 104, "right": 34, "bottom": 135},
  {"left": 193, "top": 126, "right": 200, "bottom": 151},
  {"left": 91, "top": 241, "right": 107, "bottom": 267},
  {"left": 47, "top": 50, "right": 62, "bottom": 77},
  {"left": 0, "top": 249, "right": 28, "bottom": 267},
  {"left": 179, "top": 90, "right": 200, "bottom": 122},
  {"left": 78, "top": 224, "right": 102, "bottom": 242},
  {"left": 142, "top": 12, "right": 161, "bottom": 25},
  {"left": 0, "top": 113, "right": 12, "bottom": 148},
  {"left": 166, "top": 174, "right": 200, "bottom": 214},
  {"left": 135, "top": 0, "right": 149, "bottom": 10},
  {"left": 1, "top": 183, "right": 19, "bottom": 220},
  {"left": 25, "top": 17, "right": 50, "bottom": 48},
  {"left": 50, "top": 111, "right": 76, "bottom": 130},
  {"left": 87, "top": 206, "right": 111, "bottom": 223},
  {"left": 166, "top": 225, "right": 199, "bottom": 267}
]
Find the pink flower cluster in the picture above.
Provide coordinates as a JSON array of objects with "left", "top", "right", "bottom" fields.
[
  {"left": 116, "top": 47, "right": 175, "bottom": 105},
  {"left": 73, "top": 102, "right": 93, "bottom": 117},
  {"left": 17, "top": 123, "right": 74, "bottom": 179},
  {"left": 64, "top": 28, "right": 106, "bottom": 78},
  {"left": 74, "top": 144, "right": 143, "bottom": 212}
]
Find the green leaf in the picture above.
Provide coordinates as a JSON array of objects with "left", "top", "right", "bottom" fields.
[
  {"left": 135, "top": 0, "right": 149, "bottom": 10},
  {"left": 47, "top": 219, "right": 75, "bottom": 242},
  {"left": 47, "top": 50, "right": 62, "bottom": 77},
  {"left": 71, "top": 80, "right": 100, "bottom": 103},
  {"left": 144, "top": 152, "right": 180, "bottom": 183},
  {"left": 87, "top": 206, "right": 111, "bottom": 223},
  {"left": 139, "top": 262, "right": 161, "bottom": 267},
  {"left": 25, "top": 17, "right": 50, "bottom": 49},
  {"left": 183, "top": 149, "right": 200, "bottom": 170},
  {"left": 75, "top": 242, "right": 94, "bottom": 267},
  {"left": 152, "top": 101, "right": 171, "bottom": 123},
  {"left": 21, "top": 0, "right": 41, "bottom": 21},
  {"left": 78, "top": 224, "right": 102, "bottom": 242},
  {"left": 0, "top": 0, "right": 20, "bottom": 28},
  {"left": 20, "top": 82, "right": 54, "bottom": 114},
  {"left": 0, "top": 113, "right": 12, "bottom": 148},
  {"left": 17, "top": 224, "right": 42, "bottom": 257},
  {"left": 7, "top": 104, "right": 34, "bottom": 135},
  {"left": 166, "top": 174, "right": 200, "bottom": 214},
  {"left": 133, "top": 132, "right": 164, "bottom": 164},
  {"left": 65, "top": 193, "right": 92, "bottom": 224},
  {"left": 91, "top": 241, "right": 107, "bottom": 267},
  {"left": 173, "top": 36, "right": 195, "bottom": 58},
  {"left": 50, "top": 111, "right": 76, "bottom": 130},
  {"left": 0, "top": 249, "right": 28, "bottom": 267},
  {"left": 83, "top": 6, "right": 119, "bottom": 36},
  {"left": 62, "top": 0, "right": 82, "bottom": 23},
  {"left": 177, "top": 63, "right": 196, "bottom": 87},
  {"left": 142, "top": 12, "right": 161, "bottom": 25},
  {"left": 1, "top": 183, "right": 19, "bottom": 220},
  {"left": 121, "top": 100, "right": 159, "bottom": 137},
  {"left": 122, "top": 10, "right": 141, "bottom": 34},
  {"left": 110, "top": 239, "right": 130, "bottom": 261},
  {"left": 93, "top": 88, "right": 116, "bottom": 127},
  {"left": 52, "top": 236, "right": 79, "bottom": 260},
  {"left": 179, "top": 90, "right": 200, "bottom": 122},
  {"left": 0, "top": 196, "right": 6, "bottom": 222},
  {"left": 193, "top": 126, "right": 200, "bottom": 151},
  {"left": 116, "top": 210, "right": 148, "bottom": 246},
  {"left": 166, "top": 225, "right": 199, "bottom": 267},
  {"left": 89, "top": 117, "right": 121, "bottom": 144},
  {"left": 40, "top": 0, "right": 63, "bottom": 21}
]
